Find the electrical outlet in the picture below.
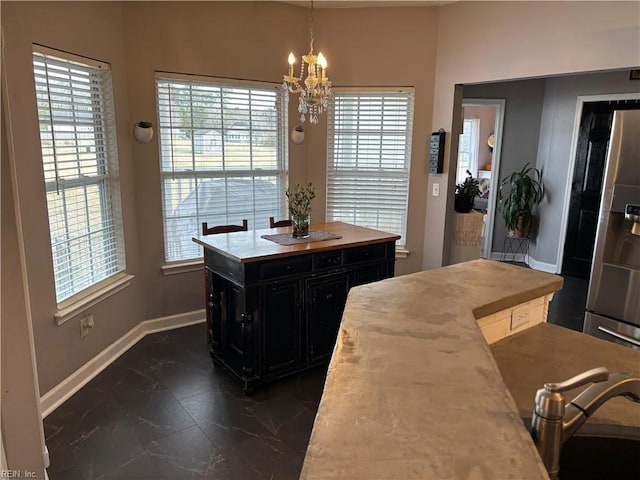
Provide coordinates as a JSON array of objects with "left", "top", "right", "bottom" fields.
[
  {"left": 80, "top": 314, "right": 94, "bottom": 338},
  {"left": 432, "top": 183, "right": 440, "bottom": 197}
]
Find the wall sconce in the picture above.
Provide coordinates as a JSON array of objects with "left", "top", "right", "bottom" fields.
[
  {"left": 134, "top": 121, "right": 154, "bottom": 144},
  {"left": 291, "top": 125, "right": 305, "bottom": 145}
]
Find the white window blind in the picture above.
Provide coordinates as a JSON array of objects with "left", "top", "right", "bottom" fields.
[
  {"left": 33, "top": 49, "right": 125, "bottom": 303},
  {"left": 457, "top": 118, "right": 479, "bottom": 184},
  {"left": 156, "top": 75, "right": 288, "bottom": 262},
  {"left": 326, "top": 88, "right": 414, "bottom": 247}
]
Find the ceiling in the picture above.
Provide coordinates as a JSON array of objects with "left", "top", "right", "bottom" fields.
[{"left": 280, "top": 1, "right": 454, "bottom": 8}]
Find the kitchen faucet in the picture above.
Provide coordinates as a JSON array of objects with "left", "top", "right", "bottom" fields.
[{"left": 530, "top": 366, "right": 640, "bottom": 479}]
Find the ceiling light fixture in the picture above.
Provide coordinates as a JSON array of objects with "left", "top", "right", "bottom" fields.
[{"left": 283, "top": 1, "right": 332, "bottom": 125}]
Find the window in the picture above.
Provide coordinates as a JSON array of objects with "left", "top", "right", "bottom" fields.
[
  {"left": 456, "top": 118, "right": 479, "bottom": 184},
  {"left": 156, "top": 75, "right": 288, "bottom": 262},
  {"left": 33, "top": 48, "right": 125, "bottom": 304},
  {"left": 326, "top": 88, "right": 414, "bottom": 247}
]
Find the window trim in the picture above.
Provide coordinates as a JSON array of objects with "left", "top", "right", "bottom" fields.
[
  {"left": 154, "top": 72, "right": 289, "bottom": 262},
  {"left": 54, "top": 273, "right": 134, "bottom": 325},
  {"left": 32, "top": 45, "right": 126, "bottom": 307},
  {"left": 457, "top": 118, "right": 480, "bottom": 183},
  {"left": 160, "top": 260, "right": 203, "bottom": 276},
  {"left": 326, "top": 86, "right": 414, "bottom": 249}
]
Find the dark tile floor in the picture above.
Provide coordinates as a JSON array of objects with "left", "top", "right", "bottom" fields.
[
  {"left": 547, "top": 274, "right": 589, "bottom": 332},
  {"left": 44, "top": 325, "right": 327, "bottom": 480},
  {"left": 44, "top": 272, "right": 589, "bottom": 480}
]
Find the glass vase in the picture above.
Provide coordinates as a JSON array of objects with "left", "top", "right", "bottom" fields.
[{"left": 292, "top": 213, "right": 310, "bottom": 238}]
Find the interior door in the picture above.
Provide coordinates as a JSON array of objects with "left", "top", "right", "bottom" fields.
[
  {"left": 459, "top": 98, "right": 505, "bottom": 261},
  {"left": 562, "top": 100, "right": 640, "bottom": 278}
]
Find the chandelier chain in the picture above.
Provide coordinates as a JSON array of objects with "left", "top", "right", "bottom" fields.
[{"left": 309, "top": 1, "right": 315, "bottom": 53}]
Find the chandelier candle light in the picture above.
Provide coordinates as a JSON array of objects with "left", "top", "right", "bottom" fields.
[{"left": 283, "top": 1, "right": 332, "bottom": 124}]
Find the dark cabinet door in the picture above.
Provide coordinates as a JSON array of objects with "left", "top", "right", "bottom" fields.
[
  {"left": 306, "top": 272, "right": 350, "bottom": 365},
  {"left": 261, "top": 281, "right": 302, "bottom": 376},
  {"left": 208, "top": 270, "right": 256, "bottom": 383},
  {"left": 219, "top": 281, "right": 248, "bottom": 373},
  {"left": 351, "top": 263, "right": 385, "bottom": 288}
]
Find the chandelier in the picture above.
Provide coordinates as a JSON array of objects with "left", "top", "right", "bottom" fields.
[{"left": 283, "top": 1, "right": 332, "bottom": 124}]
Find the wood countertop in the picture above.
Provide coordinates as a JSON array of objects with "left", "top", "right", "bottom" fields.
[
  {"left": 301, "top": 260, "right": 563, "bottom": 480},
  {"left": 192, "top": 221, "right": 400, "bottom": 263}
]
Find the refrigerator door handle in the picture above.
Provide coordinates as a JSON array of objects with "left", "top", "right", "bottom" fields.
[{"left": 597, "top": 326, "right": 640, "bottom": 348}]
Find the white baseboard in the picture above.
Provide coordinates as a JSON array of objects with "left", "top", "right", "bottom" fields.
[
  {"left": 528, "top": 258, "right": 558, "bottom": 274},
  {"left": 490, "top": 252, "right": 558, "bottom": 273},
  {"left": 40, "top": 309, "right": 205, "bottom": 418}
]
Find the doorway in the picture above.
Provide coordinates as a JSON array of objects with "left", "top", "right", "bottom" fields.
[
  {"left": 460, "top": 99, "right": 505, "bottom": 259},
  {"left": 560, "top": 95, "right": 640, "bottom": 278}
]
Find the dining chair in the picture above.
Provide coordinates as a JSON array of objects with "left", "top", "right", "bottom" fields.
[
  {"left": 269, "top": 216, "right": 292, "bottom": 228},
  {"left": 202, "top": 219, "right": 248, "bottom": 235}
]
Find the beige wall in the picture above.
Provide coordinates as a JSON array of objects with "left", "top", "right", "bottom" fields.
[
  {"left": 122, "top": 3, "right": 439, "bottom": 315},
  {"left": 1, "top": 102, "right": 46, "bottom": 476},
  {"left": 1, "top": 1, "right": 143, "bottom": 393},
  {"left": 1, "top": 1, "right": 638, "bottom": 426},
  {"left": 306, "top": 6, "right": 439, "bottom": 275},
  {"left": 121, "top": 1, "right": 310, "bottom": 319},
  {"left": 431, "top": 0, "right": 640, "bottom": 268}
]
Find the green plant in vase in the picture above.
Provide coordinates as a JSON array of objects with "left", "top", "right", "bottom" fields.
[
  {"left": 498, "top": 162, "right": 543, "bottom": 238},
  {"left": 286, "top": 183, "right": 315, "bottom": 238},
  {"left": 454, "top": 170, "right": 481, "bottom": 213}
]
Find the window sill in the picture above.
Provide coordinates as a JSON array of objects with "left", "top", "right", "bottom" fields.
[
  {"left": 161, "top": 259, "right": 203, "bottom": 276},
  {"left": 395, "top": 248, "right": 410, "bottom": 259},
  {"left": 55, "top": 273, "right": 134, "bottom": 325}
]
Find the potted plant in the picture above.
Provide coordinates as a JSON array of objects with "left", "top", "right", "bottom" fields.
[
  {"left": 454, "top": 170, "right": 481, "bottom": 213},
  {"left": 286, "top": 183, "right": 315, "bottom": 238},
  {"left": 134, "top": 120, "right": 154, "bottom": 144},
  {"left": 498, "top": 162, "right": 544, "bottom": 238},
  {"left": 291, "top": 124, "right": 305, "bottom": 145}
]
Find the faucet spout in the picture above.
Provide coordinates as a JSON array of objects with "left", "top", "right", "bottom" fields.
[
  {"left": 530, "top": 368, "right": 640, "bottom": 480},
  {"left": 562, "top": 372, "right": 640, "bottom": 441},
  {"left": 570, "top": 372, "right": 640, "bottom": 416}
]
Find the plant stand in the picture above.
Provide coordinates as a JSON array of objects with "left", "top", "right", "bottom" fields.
[{"left": 501, "top": 235, "right": 530, "bottom": 265}]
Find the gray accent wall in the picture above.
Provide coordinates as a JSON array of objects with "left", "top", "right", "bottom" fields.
[
  {"left": 533, "top": 70, "right": 639, "bottom": 268},
  {"left": 463, "top": 79, "right": 546, "bottom": 255},
  {"left": 464, "top": 70, "right": 638, "bottom": 269}
]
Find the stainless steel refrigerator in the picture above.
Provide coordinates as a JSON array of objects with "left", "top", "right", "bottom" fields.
[{"left": 583, "top": 109, "right": 640, "bottom": 349}]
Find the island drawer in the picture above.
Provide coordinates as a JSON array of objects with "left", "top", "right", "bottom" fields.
[
  {"left": 205, "top": 250, "right": 245, "bottom": 283},
  {"left": 344, "top": 243, "right": 387, "bottom": 265},
  {"left": 314, "top": 250, "right": 343, "bottom": 270},
  {"left": 259, "top": 256, "right": 312, "bottom": 281}
]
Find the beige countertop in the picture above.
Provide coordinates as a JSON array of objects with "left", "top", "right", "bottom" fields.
[
  {"left": 193, "top": 221, "right": 400, "bottom": 263},
  {"left": 492, "top": 322, "right": 640, "bottom": 431},
  {"left": 301, "top": 259, "right": 563, "bottom": 480}
]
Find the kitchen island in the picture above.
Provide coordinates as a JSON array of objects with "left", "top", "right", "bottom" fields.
[
  {"left": 193, "top": 221, "right": 399, "bottom": 392},
  {"left": 301, "top": 259, "right": 563, "bottom": 479}
]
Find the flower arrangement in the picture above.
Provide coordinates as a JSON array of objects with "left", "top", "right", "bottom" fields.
[{"left": 286, "top": 183, "right": 315, "bottom": 238}]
